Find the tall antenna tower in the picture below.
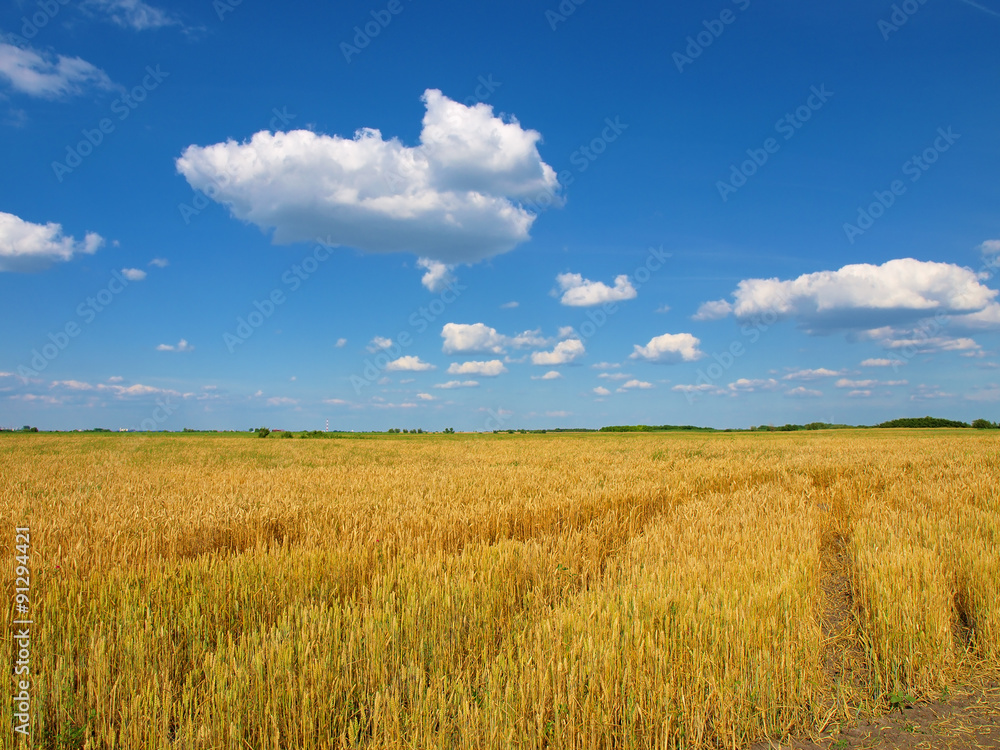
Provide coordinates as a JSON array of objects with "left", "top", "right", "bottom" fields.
[{"left": 325, "top": 419, "right": 329, "bottom": 433}]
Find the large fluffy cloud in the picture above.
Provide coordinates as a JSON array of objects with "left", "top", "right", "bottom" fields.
[
  {"left": 698, "top": 258, "right": 997, "bottom": 333},
  {"left": 0, "top": 212, "right": 104, "bottom": 271},
  {"left": 176, "top": 89, "right": 559, "bottom": 264},
  {"left": 556, "top": 272, "right": 637, "bottom": 307},
  {"left": 0, "top": 43, "right": 115, "bottom": 99},
  {"left": 630, "top": 333, "right": 703, "bottom": 363}
]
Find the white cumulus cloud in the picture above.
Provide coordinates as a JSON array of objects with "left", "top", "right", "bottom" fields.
[
  {"left": 692, "top": 299, "right": 733, "bottom": 321},
  {"left": 417, "top": 257, "right": 455, "bottom": 292},
  {"left": 367, "top": 336, "right": 393, "bottom": 352},
  {"left": 556, "top": 272, "right": 637, "bottom": 307},
  {"left": 447, "top": 360, "right": 506, "bottom": 377},
  {"left": 784, "top": 387, "right": 823, "bottom": 399},
  {"left": 630, "top": 333, "right": 703, "bottom": 363},
  {"left": 531, "top": 339, "right": 585, "bottom": 366},
  {"left": 782, "top": 368, "right": 842, "bottom": 381},
  {"left": 617, "top": 379, "right": 653, "bottom": 392},
  {"left": 440, "top": 323, "right": 547, "bottom": 354},
  {"left": 0, "top": 212, "right": 103, "bottom": 271},
  {"left": 121, "top": 268, "right": 147, "bottom": 281},
  {"left": 156, "top": 339, "right": 194, "bottom": 352},
  {"left": 433, "top": 380, "right": 479, "bottom": 389},
  {"left": 441, "top": 323, "right": 506, "bottom": 354},
  {"left": 672, "top": 383, "right": 722, "bottom": 395},
  {"left": 175, "top": 89, "right": 559, "bottom": 265},
  {"left": 861, "top": 358, "right": 905, "bottom": 367},
  {"left": 532, "top": 371, "right": 563, "bottom": 380},
  {"left": 700, "top": 258, "right": 997, "bottom": 333},
  {"left": 835, "top": 378, "right": 907, "bottom": 388},
  {"left": 385, "top": 356, "right": 435, "bottom": 372},
  {"left": 727, "top": 378, "right": 780, "bottom": 393},
  {"left": 980, "top": 239, "right": 1000, "bottom": 256},
  {"left": 0, "top": 42, "right": 116, "bottom": 99}
]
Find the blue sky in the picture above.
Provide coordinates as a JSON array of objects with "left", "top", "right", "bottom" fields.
[{"left": 2, "top": 0, "right": 999, "bottom": 431}]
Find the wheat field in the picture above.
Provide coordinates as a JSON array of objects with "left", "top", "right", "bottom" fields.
[{"left": 1, "top": 430, "right": 997, "bottom": 749}]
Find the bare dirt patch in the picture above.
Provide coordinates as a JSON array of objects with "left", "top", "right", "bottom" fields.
[{"left": 752, "top": 681, "right": 1000, "bottom": 750}]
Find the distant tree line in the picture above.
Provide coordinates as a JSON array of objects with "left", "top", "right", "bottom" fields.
[
  {"left": 876, "top": 417, "right": 972, "bottom": 429},
  {"left": 601, "top": 424, "right": 717, "bottom": 433}
]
